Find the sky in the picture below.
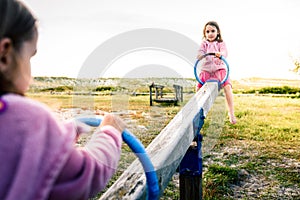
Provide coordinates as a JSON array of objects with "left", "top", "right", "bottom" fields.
[{"left": 22, "top": 0, "right": 300, "bottom": 80}]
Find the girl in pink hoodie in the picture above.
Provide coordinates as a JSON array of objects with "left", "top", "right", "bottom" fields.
[
  {"left": 196, "top": 21, "right": 237, "bottom": 124},
  {"left": 0, "top": 0, "right": 126, "bottom": 199}
]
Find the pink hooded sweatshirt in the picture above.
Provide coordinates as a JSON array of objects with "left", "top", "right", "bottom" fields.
[
  {"left": 198, "top": 40, "right": 228, "bottom": 73},
  {"left": 0, "top": 94, "right": 122, "bottom": 200}
]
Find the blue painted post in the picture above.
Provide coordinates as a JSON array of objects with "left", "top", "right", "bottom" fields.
[{"left": 179, "top": 108, "right": 205, "bottom": 200}]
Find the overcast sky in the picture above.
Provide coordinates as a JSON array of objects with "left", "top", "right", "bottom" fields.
[{"left": 22, "top": 0, "right": 300, "bottom": 80}]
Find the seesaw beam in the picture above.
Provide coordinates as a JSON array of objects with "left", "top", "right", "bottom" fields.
[{"left": 99, "top": 81, "right": 219, "bottom": 200}]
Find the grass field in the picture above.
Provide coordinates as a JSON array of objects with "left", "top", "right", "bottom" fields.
[
  {"left": 28, "top": 77, "right": 300, "bottom": 199},
  {"left": 201, "top": 95, "right": 300, "bottom": 199}
]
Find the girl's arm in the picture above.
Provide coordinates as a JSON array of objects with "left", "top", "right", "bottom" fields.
[
  {"left": 197, "top": 41, "right": 207, "bottom": 59},
  {"left": 49, "top": 125, "right": 122, "bottom": 200},
  {"left": 218, "top": 42, "right": 228, "bottom": 58}
]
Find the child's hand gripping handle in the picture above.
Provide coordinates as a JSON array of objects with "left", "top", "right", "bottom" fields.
[
  {"left": 194, "top": 52, "right": 229, "bottom": 85},
  {"left": 77, "top": 117, "right": 160, "bottom": 200}
]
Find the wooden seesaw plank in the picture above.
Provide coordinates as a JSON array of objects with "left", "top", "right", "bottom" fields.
[{"left": 99, "top": 81, "right": 219, "bottom": 200}]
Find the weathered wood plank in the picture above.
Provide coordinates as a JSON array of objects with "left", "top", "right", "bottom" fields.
[{"left": 99, "top": 81, "right": 219, "bottom": 200}]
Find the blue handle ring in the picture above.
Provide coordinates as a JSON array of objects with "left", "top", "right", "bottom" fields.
[
  {"left": 194, "top": 52, "right": 230, "bottom": 85},
  {"left": 77, "top": 117, "right": 160, "bottom": 200}
]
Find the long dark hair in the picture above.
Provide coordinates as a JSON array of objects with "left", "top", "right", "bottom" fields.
[
  {"left": 202, "top": 21, "right": 223, "bottom": 42},
  {"left": 0, "top": 0, "right": 36, "bottom": 51},
  {"left": 0, "top": 0, "right": 37, "bottom": 93}
]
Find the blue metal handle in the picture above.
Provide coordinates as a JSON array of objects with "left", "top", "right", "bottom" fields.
[
  {"left": 77, "top": 117, "right": 160, "bottom": 199},
  {"left": 194, "top": 52, "right": 230, "bottom": 85}
]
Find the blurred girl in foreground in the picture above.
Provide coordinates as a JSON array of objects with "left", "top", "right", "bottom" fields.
[{"left": 0, "top": 0, "right": 126, "bottom": 199}]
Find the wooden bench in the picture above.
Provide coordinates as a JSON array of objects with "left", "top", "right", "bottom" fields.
[{"left": 149, "top": 83, "right": 183, "bottom": 106}]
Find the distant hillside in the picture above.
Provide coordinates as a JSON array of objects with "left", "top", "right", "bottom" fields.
[
  {"left": 29, "top": 77, "right": 197, "bottom": 93},
  {"left": 29, "top": 76, "right": 299, "bottom": 94}
]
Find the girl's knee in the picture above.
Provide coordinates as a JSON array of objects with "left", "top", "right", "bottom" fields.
[{"left": 223, "top": 83, "right": 232, "bottom": 90}]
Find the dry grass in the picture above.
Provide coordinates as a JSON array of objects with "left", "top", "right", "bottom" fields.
[
  {"left": 27, "top": 77, "right": 300, "bottom": 199},
  {"left": 201, "top": 95, "right": 300, "bottom": 199}
]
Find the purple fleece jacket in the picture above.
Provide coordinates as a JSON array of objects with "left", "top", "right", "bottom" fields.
[{"left": 0, "top": 94, "right": 122, "bottom": 200}]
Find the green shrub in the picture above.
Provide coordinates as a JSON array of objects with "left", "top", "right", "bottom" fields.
[
  {"left": 94, "top": 86, "right": 114, "bottom": 91},
  {"left": 259, "top": 86, "right": 300, "bottom": 94},
  {"left": 243, "top": 86, "right": 300, "bottom": 95},
  {"left": 40, "top": 85, "right": 73, "bottom": 92},
  {"left": 93, "top": 85, "right": 126, "bottom": 92}
]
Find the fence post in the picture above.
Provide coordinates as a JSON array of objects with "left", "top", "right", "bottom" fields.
[
  {"left": 173, "top": 84, "right": 183, "bottom": 103},
  {"left": 149, "top": 84, "right": 153, "bottom": 106}
]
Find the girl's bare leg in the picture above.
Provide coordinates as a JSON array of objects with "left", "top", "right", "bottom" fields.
[{"left": 224, "top": 84, "right": 237, "bottom": 124}]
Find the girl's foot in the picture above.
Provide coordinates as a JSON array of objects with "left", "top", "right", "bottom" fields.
[{"left": 229, "top": 114, "right": 237, "bottom": 124}]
